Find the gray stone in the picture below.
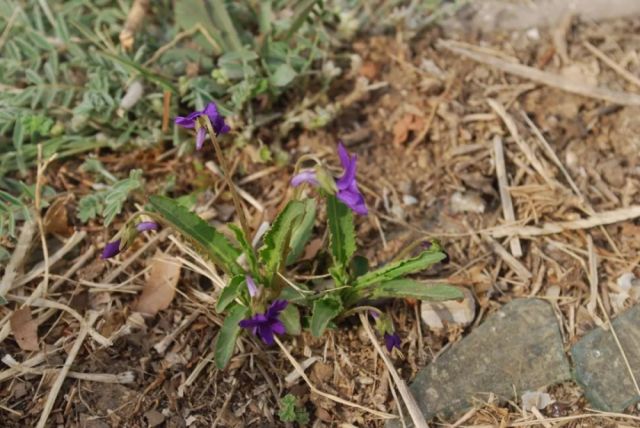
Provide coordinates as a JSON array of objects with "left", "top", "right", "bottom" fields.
[
  {"left": 388, "top": 299, "right": 570, "bottom": 427},
  {"left": 572, "top": 305, "right": 640, "bottom": 411}
]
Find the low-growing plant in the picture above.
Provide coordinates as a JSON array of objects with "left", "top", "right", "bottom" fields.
[{"left": 101, "top": 101, "right": 463, "bottom": 368}]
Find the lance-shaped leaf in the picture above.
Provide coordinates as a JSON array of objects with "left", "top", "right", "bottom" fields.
[
  {"left": 353, "top": 249, "right": 447, "bottom": 289},
  {"left": 310, "top": 295, "right": 343, "bottom": 337},
  {"left": 228, "top": 223, "right": 259, "bottom": 277},
  {"left": 279, "top": 304, "right": 302, "bottom": 335},
  {"left": 286, "top": 198, "right": 317, "bottom": 265},
  {"left": 372, "top": 279, "right": 464, "bottom": 301},
  {"left": 259, "top": 200, "right": 305, "bottom": 284},
  {"left": 149, "top": 195, "right": 242, "bottom": 275},
  {"left": 326, "top": 195, "right": 356, "bottom": 282},
  {"left": 216, "top": 275, "right": 245, "bottom": 313},
  {"left": 215, "top": 304, "right": 249, "bottom": 369}
]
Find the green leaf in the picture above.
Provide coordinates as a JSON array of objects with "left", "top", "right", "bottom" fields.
[
  {"left": 372, "top": 279, "right": 464, "bottom": 301},
  {"left": 270, "top": 63, "right": 297, "bottom": 87},
  {"left": 326, "top": 195, "right": 356, "bottom": 282},
  {"left": 149, "top": 195, "right": 242, "bottom": 275},
  {"left": 286, "top": 198, "right": 316, "bottom": 265},
  {"left": 259, "top": 200, "right": 305, "bottom": 283},
  {"left": 228, "top": 224, "right": 259, "bottom": 277},
  {"left": 214, "top": 304, "right": 249, "bottom": 369},
  {"left": 353, "top": 249, "right": 447, "bottom": 289},
  {"left": 216, "top": 275, "right": 245, "bottom": 313},
  {"left": 280, "top": 304, "right": 301, "bottom": 335},
  {"left": 310, "top": 295, "right": 343, "bottom": 337}
]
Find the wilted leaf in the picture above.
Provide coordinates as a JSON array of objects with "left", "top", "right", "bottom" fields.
[
  {"left": 10, "top": 307, "right": 39, "bottom": 351},
  {"left": 134, "top": 252, "right": 182, "bottom": 316},
  {"left": 286, "top": 198, "right": 317, "bottom": 265},
  {"left": 43, "top": 194, "right": 73, "bottom": 236}
]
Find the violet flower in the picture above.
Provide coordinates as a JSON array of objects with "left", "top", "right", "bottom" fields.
[
  {"left": 290, "top": 170, "right": 319, "bottom": 188},
  {"left": 336, "top": 143, "right": 367, "bottom": 215},
  {"left": 384, "top": 332, "right": 401, "bottom": 352},
  {"left": 136, "top": 221, "right": 159, "bottom": 232},
  {"left": 175, "top": 102, "right": 230, "bottom": 150},
  {"left": 290, "top": 143, "right": 368, "bottom": 215},
  {"left": 101, "top": 240, "right": 121, "bottom": 259},
  {"left": 239, "top": 300, "right": 288, "bottom": 346},
  {"left": 246, "top": 275, "right": 259, "bottom": 298}
]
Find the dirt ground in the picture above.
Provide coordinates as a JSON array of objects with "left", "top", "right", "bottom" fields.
[{"left": 3, "top": 6, "right": 640, "bottom": 428}]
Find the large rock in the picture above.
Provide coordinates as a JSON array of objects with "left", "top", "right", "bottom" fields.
[
  {"left": 572, "top": 305, "right": 640, "bottom": 411},
  {"left": 388, "top": 299, "right": 570, "bottom": 426}
]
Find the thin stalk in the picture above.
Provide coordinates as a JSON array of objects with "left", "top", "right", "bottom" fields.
[{"left": 202, "top": 117, "right": 251, "bottom": 239}]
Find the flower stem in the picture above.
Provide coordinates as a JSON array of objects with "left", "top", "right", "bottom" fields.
[{"left": 202, "top": 117, "right": 251, "bottom": 239}]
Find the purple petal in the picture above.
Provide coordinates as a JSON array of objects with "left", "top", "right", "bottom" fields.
[
  {"left": 174, "top": 110, "right": 201, "bottom": 129},
  {"left": 336, "top": 155, "right": 357, "bottom": 191},
  {"left": 203, "top": 102, "right": 219, "bottom": 118},
  {"left": 136, "top": 221, "right": 159, "bottom": 232},
  {"left": 270, "top": 320, "right": 286, "bottom": 336},
  {"left": 337, "top": 188, "right": 368, "bottom": 216},
  {"left": 239, "top": 318, "right": 259, "bottom": 329},
  {"left": 195, "top": 127, "right": 207, "bottom": 150},
  {"left": 384, "top": 332, "right": 401, "bottom": 352},
  {"left": 337, "top": 142, "right": 351, "bottom": 170},
  {"left": 291, "top": 170, "right": 319, "bottom": 187},
  {"left": 266, "top": 300, "right": 288, "bottom": 318},
  {"left": 101, "top": 240, "right": 122, "bottom": 259},
  {"left": 258, "top": 325, "right": 275, "bottom": 345},
  {"left": 246, "top": 275, "right": 259, "bottom": 297},
  {"left": 203, "top": 102, "right": 230, "bottom": 135},
  {"left": 369, "top": 310, "right": 380, "bottom": 319}
]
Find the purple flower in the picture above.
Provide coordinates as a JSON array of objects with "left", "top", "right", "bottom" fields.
[
  {"left": 175, "top": 102, "right": 230, "bottom": 150},
  {"left": 384, "top": 332, "right": 401, "bottom": 352},
  {"left": 290, "top": 143, "right": 368, "bottom": 215},
  {"left": 239, "top": 300, "right": 288, "bottom": 345},
  {"left": 136, "top": 221, "right": 159, "bottom": 232},
  {"left": 101, "top": 240, "right": 121, "bottom": 259},
  {"left": 336, "top": 143, "right": 367, "bottom": 215},
  {"left": 246, "top": 275, "right": 259, "bottom": 298},
  {"left": 291, "top": 170, "right": 319, "bottom": 187}
]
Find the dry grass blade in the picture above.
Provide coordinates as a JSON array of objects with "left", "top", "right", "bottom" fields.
[
  {"left": 438, "top": 39, "right": 640, "bottom": 106},
  {"left": 483, "top": 236, "right": 532, "bottom": 280},
  {"left": 0, "top": 219, "right": 36, "bottom": 297},
  {"left": 583, "top": 41, "right": 640, "bottom": 89},
  {"left": 586, "top": 236, "right": 604, "bottom": 326},
  {"left": 274, "top": 336, "right": 397, "bottom": 420},
  {"left": 36, "top": 311, "right": 99, "bottom": 428},
  {"left": 492, "top": 135, "right": 522, "bottom": 257},
  {"left": 13, "top": 230, "right": 86, "bottom": 289},
  {"left": 359, "top": 313, "right": 429, "bottom": 428},
  {"left": 489, "top": 205, "right": 640, "bottom": 238}
]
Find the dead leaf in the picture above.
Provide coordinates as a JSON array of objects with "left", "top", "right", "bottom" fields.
[
  {"left": 43, "top": 195, "right": 73, "bottom": 237},
  {"left": 134, "top": 252, "right": 182, "bottom": 316},
  {"left": 392, "top": 114, "right": 425, "bottom": 146},
  {"left": 10, "top": 307, "right": 39, "bottom": 351},
  {"left": 359, "top": 61, "right": 378, "bottom": 79}
]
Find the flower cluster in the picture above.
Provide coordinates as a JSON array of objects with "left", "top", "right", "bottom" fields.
[{"left": 101, "top": 100, "right": 445, "bottom": 361}]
